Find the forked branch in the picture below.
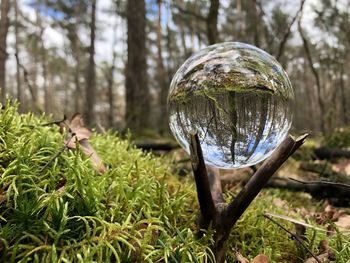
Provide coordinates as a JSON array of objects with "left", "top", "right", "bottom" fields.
[{"left": 189, "top": 133, "right": 308, "bottom": 262}]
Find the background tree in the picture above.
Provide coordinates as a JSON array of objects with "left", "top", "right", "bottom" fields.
[
  {"left": 0, "top": 0, "right": 349, "bottom": 136},
  {"left": 125, "top": 0, "right": 149, "bottom": 131},
  {"left": 84, "top": 0, "right": 97, "bottom": 125},
  {"left": 0, "top": 0, "right": 10, "bottom": 104}
]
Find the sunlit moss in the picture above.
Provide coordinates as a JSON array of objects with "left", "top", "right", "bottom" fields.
[{"left": 0, "top": 102, "right": 349, "bottom": 262}]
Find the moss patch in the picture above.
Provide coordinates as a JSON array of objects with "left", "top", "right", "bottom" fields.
[{"left": 0, "top": 102, "right": 349, "bottom": 262}]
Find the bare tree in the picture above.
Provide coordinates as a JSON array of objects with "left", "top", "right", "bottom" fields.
[
  {"left": 14, "top": 0, "right": 24, "bottom": 112},
  {"left": 0, "top": 0, "right": 10, "bottom": 104},
  {"left": 207, "top": 0, "right": 219, "bottom": 44},
  {"left": 298, "top": 16, "right": 326, "bottom": 133},
  {"left": 85, "top": 0, "right": 97, "bottom": 125},
  {"left": 125, "top": 0, "right": 150, "bottom": 131},
  {"left": 156, "top": 0, "right": 169, "bottom": 133}
]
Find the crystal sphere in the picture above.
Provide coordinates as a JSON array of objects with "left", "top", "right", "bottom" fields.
[{"left": 168, "top": 42, "right": 294, "bottom": 169}]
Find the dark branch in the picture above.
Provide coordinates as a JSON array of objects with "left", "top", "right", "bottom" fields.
[
  {"left": 224, "top": 134, "right": 308, "bottom": 228},
  {"left": 171, "top": 3, "right": 206, "bottom": 21},
  {"left": 276, "top": 0, "right": 306, "bottom": 61},
  {"left": 189, "top": 133, "right": 217, "bottom": 230}
]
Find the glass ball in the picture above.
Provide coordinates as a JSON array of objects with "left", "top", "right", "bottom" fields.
[{"left": 168, "top": 42, "right": 294, "bottom": 169}]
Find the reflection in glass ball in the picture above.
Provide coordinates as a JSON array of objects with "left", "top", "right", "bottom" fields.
[{"left": 168, "top": 42, "right": 294, "bottom": 169}]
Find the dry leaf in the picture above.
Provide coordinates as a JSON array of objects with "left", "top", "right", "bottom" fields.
[
  {"left": 68, "top": 113, "right": 92, "bottom": 141},
  {"left": 59, "top": 113, "right": 106, "bottom": 174},
  {"left": 335, "top": 214, "right": 350, "bottom": 230},
  {"left": 251, "top": 254, "right": 269, "bottom": 263},
  {"left": 333, "top": 159, "right": 350, "bottom": 175},
  {"left": 304, "top": 252, "right": 329, "bottom": 263},
  {"left": 235, "top": 251, "right": 249, "bottom": 263},
  {"left": 79, "top": 139, "right": 107, "bottom": 174},
  {"left": 272, "top": 198, "right": 288, "bottom": 208}
]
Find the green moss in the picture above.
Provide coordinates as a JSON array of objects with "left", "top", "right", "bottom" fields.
[
  {"left": 323, "top": 126, "right": 350, "bottom": 148},
  {"left": 0, "top": 102, "right": 349, "bottom": 262}
]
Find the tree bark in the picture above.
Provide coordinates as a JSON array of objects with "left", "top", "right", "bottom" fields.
[
  {"left": 207, "top": 0, "right": 219, "bottom": 45},
  {"left": 298, "top": 17, "right": 326, "bottom": 133},
  {"left": 73, "top": 2, "right": 82, "bottom": 114},
  {"left": 156, "top": 0, "right": 169, "bottom": 133},
  {"left": 251, "top": 0, "right": 260, "bottom": 47},
  {"left": 107, "top": 50, "right": 116, "bottom": 128},
  {"left": 339, "top": 61, "right": 348, "bottom": 124},
  {"left": 37, "top": 4, "right": 51, "bottom": 114},
  {"left": 85, "top": 0, "right": 97, "bottom": 125},
  {"left": 14, "top": 0, "right": 24, "bottom": 112},
  {"left": 0, "top": 0, "right": 10, "bottom": 104},
  {"left": 125, "top": 0, "right": 150, "bottom": 132}
]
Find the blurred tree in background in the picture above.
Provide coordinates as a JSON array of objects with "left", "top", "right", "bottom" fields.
[{"left": 0, "top": 0, "right": 349, "bottom": 135}]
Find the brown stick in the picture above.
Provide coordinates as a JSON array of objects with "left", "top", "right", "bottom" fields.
[
  {"left": 224, "top": 135, "right": 307, "bottom": 230},
  {"left": 189, "top": 133, "right": 308, "bottom": 262},
  {"left": 189, "top": 133, "right": 217, "bottom": 231}
]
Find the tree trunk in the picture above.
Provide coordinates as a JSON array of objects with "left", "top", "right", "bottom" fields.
[
  {"left": 107, "top": 50, "right": 116, "bottom": 128},
  {"left": 207, "top": 0, "right": 219, "bottom": 45},
  {"left": 14, "top": 0, "right": 24, "bottom": 112},
  {"left": 339, "top": 61, "right": 348, "bottom": 124},
  {"left": 73, "top": 3, "right": 82, "bottom": 113},
  {"left": 0, "top": 0, "right": 10, "bottom": 104},
  {"left": 178, "top": 19, "right": 188, "bottom": 57},
  {"left": 298, "top": 18, "right": 326, "bottom": 133},
  {"left": 125, "top": 0, "right": 150, "bottom": 132},
  {"left": 85, "top": 0, "right": 97, "bottom": 125},
  {"left": 35, "top": 1, "right": 51, "bottom": 113},
  {"left": 251, "top": 0, "right": 260, "bottom": 47},
  {"left": 156, "top": 0, "right": 169, "bottom": 133}
]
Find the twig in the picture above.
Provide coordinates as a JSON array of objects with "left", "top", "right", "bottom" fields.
[
  {"left": 263, "top": 214, "right": 321, "bottom": 263},
  {"left": 41, "top": 115, "right": 67, "bottom": 126},
  {"left": 289, "top": 177, "right": 350, "bottom": 189},
  {"left": 39, "top": 133, "right": 76, "bottom": 172},
  {"left": 189, "top": 133, "right": 217, "bottom": 231}
]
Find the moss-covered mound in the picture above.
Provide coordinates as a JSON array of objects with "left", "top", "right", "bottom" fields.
[
  {"left": 0, "top": 103, "right": 212, "bottom": 262},
  {"left": 0, "top": 103, "right": 349, "bottom": 262}
]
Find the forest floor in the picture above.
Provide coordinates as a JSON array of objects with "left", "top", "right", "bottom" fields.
[{"left": 0, "top": 103, "right": 349, "bottom": 263}]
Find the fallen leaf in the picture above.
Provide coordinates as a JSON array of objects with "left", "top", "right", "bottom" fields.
[
  {"left": 59, "top": 114, "right": 106, "bottom": 174},
  {"left": 235, "top": 251, "right": 249, "bottom": 263},
  {"left": 79, "top": 139, "right": 107, "bottom": 174},
  {"left": 303, "top": 252, "right": 329, "bottom": 263},
  {"left": 304, "top": 240, "right": 335, "bottom": 263},
  {"left": 272, "top": 198, "right": 288, "bottom": 208},
  {"left": 335, "top": 214, "right": 350, "bottom": 230},
  {"left": 69, "top": 114, "right": 92, "bottom": 140},
  {"left": 333, "top": 159, "right": 350, "bottom": 175},
  {"left": 251, "top": 254, "right": 269, "bottom": 263}
]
